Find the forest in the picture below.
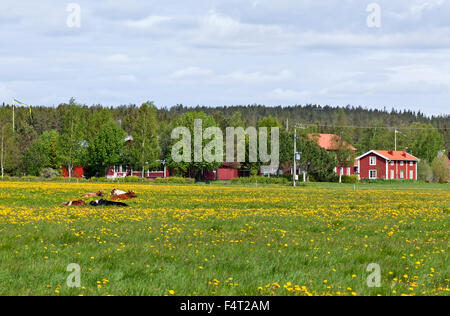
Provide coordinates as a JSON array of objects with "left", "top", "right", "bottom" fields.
[{"left": 0, "top": 99, "right": 448, "bottom": 181}]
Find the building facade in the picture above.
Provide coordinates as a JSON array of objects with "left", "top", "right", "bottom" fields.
[{"left": 356, "top": 150, "right": 419, "bottom": 180}]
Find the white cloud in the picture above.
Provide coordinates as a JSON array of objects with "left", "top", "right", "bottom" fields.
[
  {"left": 387, "top": 0, "right": 446, "bottom": 20},
  {"left": 170, "top": 67, "right": 213, "bottom": 80},
  {"left": 101, "top": 54, "right": 131, "bottom": 64},
  {"left": 0, "top": 83, "right": 15, "bottom": 100},
  {"left": 169, "top": 68, "right": 293, "bottom": 84},
  {"left": 122, "top": 15, "right": 173, "bottom": 29},
  {"left": 0, "top": 1, "right": 449, "bottom": 114},
  {"left": 267, "top": 88, "right": 310, "bottom": 101},
  {"left": 217, "top": 70, "right": 293, "bottom": 84},
  {"left": 117, "top": 74, "right": 137, "bottom": 82}
]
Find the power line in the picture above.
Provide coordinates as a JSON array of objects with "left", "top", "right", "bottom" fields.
[{"left": 301, "top": 123, "right": 448, "bottom": 131}]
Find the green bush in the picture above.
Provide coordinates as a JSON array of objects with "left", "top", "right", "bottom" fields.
[
  {"left": 154, "top": 177, "right": 195, "bottom": 184},
  {"left": 49, "top": 176, "right": 69, "bottom": 182},
  {"left": 116, "top": 176, "right": 143, "bottom": 183},
  {"left": 231, "top": 176, "right": 289, "bottom": 185},
  {"left": 341, "top": 175, "right": 359, "bottom": 184},
  {"left": 21, "top": 176, "right": 39, "bottom": 182},
  {"left": 41, "top": 168, "right": 60, "bottom": 178}
]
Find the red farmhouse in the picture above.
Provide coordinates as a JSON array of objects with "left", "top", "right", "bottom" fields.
[
  {"left": 308, "top": 133, "right": 358, "bottom": 176},
  {"left": 356, "top": 150, "right": 419, "bottom": 180}
]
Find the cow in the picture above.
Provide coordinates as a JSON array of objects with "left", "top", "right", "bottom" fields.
[
  {"left": 89, "top": 199, "right": 128, "bottom": 207},
  {"left": 82, "top": 189, "right": 105, "bottom": 198},
  {"left": 62, "top": 200, "right": 86, "bottom": 206},
  {"left": 110, "top": 191, "right": 137, "bottom": 201},
  {"left": 111, "top": 188, "right": 127, "bottom": 196}
]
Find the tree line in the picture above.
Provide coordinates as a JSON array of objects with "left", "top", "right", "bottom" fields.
[{"left": 0, "top": 99, "right": 448, "bottom": 181}]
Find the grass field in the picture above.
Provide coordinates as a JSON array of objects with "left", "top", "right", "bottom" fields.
[{"left": 0, "top": 181, "right": 448, "bottom": 296}]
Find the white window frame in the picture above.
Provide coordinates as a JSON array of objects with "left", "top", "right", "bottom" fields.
[
  {"left": 390, "top": 161, "right": 394, "bottom": 166},
  {"left": 390, "top": 170, "right": 395, "bottom": 180},
  {"left": 409, "top": 170, "right": 414, "bottom": 180},
  {"left": 409, "top": 161, "right": 413, "bottom": 166},
  {"left": 369, "top": 156, "right": 377, "bottom": 166},
  {"left": 347, "top": 167, "right": 351, "bottom": 175},
  {"left": 400, "top": 161, "right": 404, "bottom": 166},
  {"left": 369, "top": 170, "right": 377, "bottom": 179},
  {"left": 400, "top": 170, "right": 404, "bottom": 179}
]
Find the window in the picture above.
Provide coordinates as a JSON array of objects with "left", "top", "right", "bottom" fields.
[
  {"left": 390, "top": 170, "right": 395, "bottom": 180},
  {"left": 400, "top": 171, "right": 404, "bottom": 179},
  {"left": 347, "top": 168, "right": 351, "bottom": 175},
  {"left": 390, "top": 161, "right": 394, "bottom": 166},
  {"left": 369, "top": 170, "right": 377, "bottom": 179},
  {"left": 114, "top": 165, "right": 120, "bottom": 173},
  {"left": 410, "top": 170, "right": 414, "bottom": 179},
  {"left": 370, "top": 156, "right": 377, "bottom": 166},
  {"left": 400, "top": 161, "right": 404, "bottom": 166},
  {"left": 410, "top": 161, "right": 413, "bottom": 166}
]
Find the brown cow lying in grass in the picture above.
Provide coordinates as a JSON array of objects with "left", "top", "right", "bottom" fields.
[
  {"left": 82, "top": 189, "right": 105, "bottom": 198},
  {"left": 110, "top": 191, "right": 137, "bottom": 201},
  {"left": 62, "top": 200, "right": 86, "bottom": 206}
]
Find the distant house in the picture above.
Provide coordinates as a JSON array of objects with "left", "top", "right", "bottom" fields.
[
  {"left": 106, "top": 165, "right": 169, "bottom": 180},
  {"left": 308, "top": 133, "right": 357, "bottom": 176},
  {"left": 355, "top": 150, "right": 419, "bottom": 180}
]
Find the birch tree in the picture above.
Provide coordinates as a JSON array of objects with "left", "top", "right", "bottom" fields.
[
  {"left": 59, "top": 99, "right": 86, "bottom": 178},
  {"left": 126, "top": 102, "right": 161, "bottom": 176}
]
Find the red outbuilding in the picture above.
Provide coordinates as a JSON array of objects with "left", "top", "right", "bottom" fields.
[
  {"left": 355, "top": 150, "right": 420, "bottom": 180},
  {"left": 62, "top": 166, "right": 84, "bottom": 178}
]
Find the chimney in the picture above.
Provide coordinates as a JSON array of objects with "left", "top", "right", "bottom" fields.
[
  {"left": 388, "top": 150, "right": 393, "bottom": 155},
  {"left": 402, "top": 149, "right": 407, "bottom": 157}
]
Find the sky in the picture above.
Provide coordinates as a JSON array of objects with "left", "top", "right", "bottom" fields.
[{"left": 0, "top": 0, "right": 449, "bottom": 116}]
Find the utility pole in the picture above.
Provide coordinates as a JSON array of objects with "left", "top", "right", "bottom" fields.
[
  {"left": 12, "top": 105, "right": 14, "bottom": 131},
  {"left": 293, "top": 127, "right": 297, "bottom": 187},
  {"left": 293, "top": 123, "right": 305, "bottom": 187},
  {"left": 1, "top": 125, "right": 4, "bottom": 178},
  {"left": 395, "top": 129, "right": 398, "bottom": 151}
]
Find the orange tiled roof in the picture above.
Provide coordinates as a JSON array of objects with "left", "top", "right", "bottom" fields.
[
  {"left": 308, "top": 134, "right": 357, "bottom": 151},
  {"left": 373, "top": 150, "right": 419, "bottom": 161}
]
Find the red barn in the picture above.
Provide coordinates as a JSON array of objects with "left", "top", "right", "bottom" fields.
[
  {"left": 204, "top": 168, "right": 239, "bottom": 181},
  {"left": 204, "top": 162, "right": 240, "bottom": 181},
  {"left": 356, "top": 150, "right": 419, "bottom": 180}
]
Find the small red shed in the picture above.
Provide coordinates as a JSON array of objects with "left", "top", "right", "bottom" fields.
[{"left": 62, "top": 166, "right": 84, "bottom": 178}]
